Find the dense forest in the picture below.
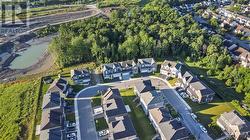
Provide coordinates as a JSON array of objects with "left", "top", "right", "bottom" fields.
[{"left": 49, "top": 0, "right": 231, "bottom": 68}]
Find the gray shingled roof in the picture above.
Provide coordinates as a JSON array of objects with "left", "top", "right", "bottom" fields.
[
  {"left": 149, "top": 108, "right": 190, "bottom": 140},
  {"left": 103, "top": 88, "right": 127, "bottom": 118},
  {"left": 219, "top": 110, "right": 250, "bottom": 132},
  {"left": 42, "top": 92, "right": 61, "bottom": 110},
  {"left": 140, "top": 90, "right": 164, "bottom": 106},
  {"left": 71, "top": 68, "right": 90, "bottom": 79},
  {"left": 135, "top": 80, "right": 155, "bottom": 93},
  {"left": 119, "top": 60, "right": 136, "bottom": 68},
  {"left": 138, "top": 58, "right": 155, "bottom": 65},
  {"left": 40, "top": 108, "right": 62, "bottom": 130},
  {"left": 110, "top": 115, "right": 137, "bottom": 140},
  {"left": 103, "top": 62, "right": 122, "bottom": 70},
  {"left": 48, "top": 78, "right": 68, "bottom": 93}
]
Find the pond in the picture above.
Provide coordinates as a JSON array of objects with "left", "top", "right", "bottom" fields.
[{"left": 9, "top": 36, "right": 53, "bottom": 69}]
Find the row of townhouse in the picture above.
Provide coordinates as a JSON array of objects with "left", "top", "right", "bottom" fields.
[
  {"left": 39, "top": 78, "right": 69, "bottom": 140},
  {"left": 160, "top": 61, "right": 215, "bottom": 103},
  {"left": 134, "top": 80, "right": 191, "bottom": 140},
  {"left": 70, "top": 68, "right": 91, "bottom": 85},
  {"left": 102, "top": 58, "right": 157, "bottom": 80},
  {"left": 217, "top": 110, "right": 250, "bottom": 140},
  {"left": 102, "top": 88, "right": 138, "bottom": 140}
]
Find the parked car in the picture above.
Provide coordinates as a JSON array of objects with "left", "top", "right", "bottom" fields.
[
  {"left": 66, "top": 132, "right": 76, "bottom": 138},
  {"left": 199, "top": 125, "right": 207, "bottom": 133},
  {"left": 67, "top": 122, "right": 76, "bottom": 128},
  {"left": 191, "top": 113, "right": 197, "bottom": 120},
  {"left": 98, "top": 130, "right": 109, "bottom": 137}
]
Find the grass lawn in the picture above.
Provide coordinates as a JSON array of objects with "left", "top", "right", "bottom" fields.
[
  {"left": 120, "top": 89, "right": 156, "bottom": 140},
  {"left": 95, "top": 118, "right": 108, "bottom": 131},
  {"left": 167, "top": 77, "right": 178, "bottom": 87},
  {"left": 66, "top": 113, "right": 76, "bottom": 122},
  {"left": 185, "top": 97, "right": 234, "bottom": 139},
  {"left": 92, "top": 95, "right": 102, "bottom": 107}
]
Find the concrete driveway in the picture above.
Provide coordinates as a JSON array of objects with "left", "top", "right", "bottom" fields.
[{"left": 74, "top": 76, "right": 213, "bottom": 140}]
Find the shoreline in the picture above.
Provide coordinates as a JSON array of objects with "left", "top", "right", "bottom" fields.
[{"left": 0, "top": 50, "right": 55, "bottom": 83}]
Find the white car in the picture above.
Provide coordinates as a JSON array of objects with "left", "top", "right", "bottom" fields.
[
  {"left": 98, "top": 130, "right": 109, "bottom": 137},
  {"left": 191, "top": 113, "right": 197, "bottom": 120},
  {"left": 199, "top": 125, "right": 207, "bottom": 133},
  {"left": 67, "top": 122, "right": 76, "bottom": 128},
  {"left": 66, "top": 132, "right": 76, "bottom": 138}
]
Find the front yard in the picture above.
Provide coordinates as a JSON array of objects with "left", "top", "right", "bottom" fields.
[
  {"left": 120, "top": 89, "right": 156, "bottom": 140},
  {"left": 95, "top": 117, "right": 108, "bottom": 131},
  {"left": 91, "top": 94, "right": 102, "bottom": 107}
]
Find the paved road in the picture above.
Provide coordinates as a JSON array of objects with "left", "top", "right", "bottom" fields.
[{"left": 74, "top": 77, "right": 212, "bottom": 140}]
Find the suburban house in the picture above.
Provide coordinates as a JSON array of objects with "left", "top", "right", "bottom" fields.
[
  {"left": 47, "top": 78, "right": 72, "bottom": 97},
  {"left": 137, "top": 58, "right": 157, "bottom": 74},
  {"left": 180, "top": 71, "right": 215, "bottom": 103},
  {"left": 134, "top": 80, "right": 155, "bottom": 96},
  {"left": 217, "top": 110, "right": 250, "bottom": 140},
  {"left": 42, "top": 91, "right": 64, "bottom": 110},
  {"left": 231, "top": 47, "right": 250, "bottom": 68},
  {"left": 186, "top": 81, "right": 215, "bottom": 103},
  {"left": 102, "top": 88, "right": 138, "bottom": 140},
  {"left": 119, "top": 60, "right": 138, "bottom": 80},
  {"left": 102, "top": 88, "right": 128, "bottom": 123},
  {"left": 40, "top": 92, "right": 65, "bottom": 140},
  {"left": 108, "top": 115, "right": 138, "bottom": 140},
  {"left": 149, "top": 107, "right": 191, "bottom": 140},
  {"left": 102, "top": 63, "right": 122, "bottom": 80},
  {"left": 160, "top": 61, "right": 182, "bottom": 78},
  {"left": 71, "top": 68, "right": 91, "bottom": 85},
  {"left": 139, "top": 90, "right": 165, "bottom": 114}
]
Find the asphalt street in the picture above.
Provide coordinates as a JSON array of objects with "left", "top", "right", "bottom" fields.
[{"left": 74, "top": 77, "right": 213, "bottom": 140}]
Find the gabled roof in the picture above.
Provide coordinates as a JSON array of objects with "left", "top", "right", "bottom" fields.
[
  {"left": 103, "top": 62, "right": 122, "bottom": 70},
  {"left": 103, "top": 88, "right": 127, "bottom": 118},
  {"left": 161, "top": 60, "right": 177, "bottom": 68},
  {"left": 149, "top": 107, "right": 171, "bottom": 124},
  {"left": 138, "top": 58, "right": 155, "bottom": 65},
  {"left": 48, "top": 78, "right": 68, "bottom": 93},
  {"left": 163, "top": 119, "right": 190, "bottom": 140},
  {"left": 70, "top": 68, "right": 90, "bottom": 79},
  {"left": 110, "top": 115, "right": 137, "bottom": 140},
  {"left": 140, "top": 90, "right": 164, "bottom": 106},
  {"left": 189, "top": 81, "right": 214, "bottom": 96},
  {"left": 42, "top": 92, "right": 61, "bottom": 110},
  {"left": 219, "top": 110, "right": 250, "bottom": 133},
  {"left": 40, "top": 108, "right": 62, "bottom": 131},
  {"left": 135, "top": 80, "right": 155, "bottom": 93},
  {"left": 149, "top": 108, "right": 190, "bottom": 140},
  {"left": 40, "top": 127, "right": 62, "bottom": 140},
  {"left": 175, "top": 62, "right": 182, "bottom": 70},
  {"left": 119, "top": 60, "right": 137, "bottom": 68}
]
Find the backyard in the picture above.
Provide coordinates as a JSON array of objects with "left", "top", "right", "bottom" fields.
[
  {"left": 185, "top": 96, "right": 234, "bottom": 139},
  {"left": 120, "top": 89, "right": 156, "bottom": 140}
]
